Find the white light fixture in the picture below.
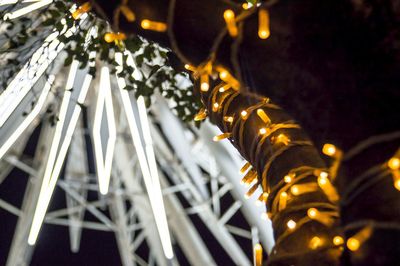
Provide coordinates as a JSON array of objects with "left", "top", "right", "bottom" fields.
[
  {"left": 92, "top": 66, "right": 116, "bottom": 195},
  {"left": 28, "top": 55, "right": 94, "bottom": 244},
  {"left": 3, "top": 0, "right": 53, "bottom": 20},
  {"left": 116, "top": 73, "right": 174, "bottom": 260},
  {"left": 0, "top": 75, "right": 54, "bottom": 160}
]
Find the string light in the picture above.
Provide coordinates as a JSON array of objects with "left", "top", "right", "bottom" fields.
[
  {"left": 242, "top": 2, "right": 253, "bottom": 10},
  {"left": 241, "top": 170, "right": 257, "bottom": 185},
  {"left": 259, "top": 128, "right": 267, "bottom": 135},
  {"left": 322, "top": 143, "right": 338, "bottom": 157},
  {"left": 245, "top": 183, "right": 259, "bottom": 198},
  {"left": 253, "top": 243, "right": 263, "bottom": 266},
  {"left": 307, "top": 208, "right": 334, "bottom": 226},
  {"left": 217, "top": 67, "right": 240, "bottom": 89},
  {"left": 388, "top": 157, "right": 400, "bottom": 170},
  {"left": 317, "top": 171, "right": 339, "bottom": 202},
  {"left": 200, "top": 74, "right": 210, "bottom": 92},
  {"left": 120, "top": 5, "right": 135, "bottom": 21},
  {"left": 219, "top": 84, "right": 231, "bottom": 93},
  {"left": 346, "top": 226, "right": 373, "bottom": 252},
  {"left": 104, "top": 32, "right": 127, "bottom": 43},
  {"left": 256, "top": 192, "right": 269, "bottom": 205},
  {"left": 287, "top": 219, "right": 296, "bottom": 230},
  {"left": 72, "top": 2, "right": 91, "bottom": 20},
  {"left": 212, "top": 102, "right": 220, "bottom": 112},
  {"left": 223, "top": 9, "right": 238, "bottom": 37},
  {"left": 194, "top": 108, "right": 207, "bottom": 121},
  {"left": 213, "top": 132, "right": 232, "bottom": 142},
  {"left": 184, "top": 64, "right": 196, "bottom": 72},
  {"left": 333, "top": 236, "right": 344, "bottom": 246},
  {"left": 256, "top": 108, "right": 271, "bottom": 124},
  {"left": 241, "top": 110, "right": 248, "bottom": 119},
  {"left": 290, "top": 183, "right": 318, "bottom": 196},
  {"left": 272, "top": 133, "right": 290, "bottom": 146},
  {"left": 141, "top": 19, "right": 167, "bottom": 32},
  {"left": 279, "top": 191, "right": 288, "bottom": 211},
  {"left": 240, "top": 162, "right": 251, "bottom": 174},
  {"left": 258, "top": 9, "right": 270, "bottom": 39},
  {"left": 284, "top": 173, "right": 295, "bottom": 183},
  {"left": 223, "top": 116, "right": 234, "bottom": 123},
  {"left": 309, "top": 236, "right": 323, "bottom": 250}
]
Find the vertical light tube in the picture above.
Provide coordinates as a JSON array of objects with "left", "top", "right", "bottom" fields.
[
  {"left": 0, "top": 75, "right": 54, "bottom": 160},
  {"left": 28, "top": 60, "right": 79, "bottom": 245},
  {"left": 92, "top": 67, "right": 116, "bottom": 195},
  {"left": 116, "top": 76, "right": 174, "bottom": 260}
]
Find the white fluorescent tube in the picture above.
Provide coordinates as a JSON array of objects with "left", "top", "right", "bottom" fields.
[
  {"left": 93, "top": 66, "right": 116, "bottom": 195},
  {"left": 0, "top": 75, "right": 54, "bottom": 160},
  {"left": 3, "top": 0, "right": 53, "bottom": 20},
  {"left": 28, "top": 60, "right": 79, "bottom": 245},
  {"left": 114, "top": 54, "right": 174, "bottom": 259},
  {"left": 137, "top": 96, "right": 174, "bottom": 259}
]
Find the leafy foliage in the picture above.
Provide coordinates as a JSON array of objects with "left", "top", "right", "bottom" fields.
[{"left": 1, "top": 0, "right": 201, "bottom": 123}]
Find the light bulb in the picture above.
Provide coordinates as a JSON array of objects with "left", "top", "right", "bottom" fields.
[
  {"left": 287, "top": 219, "right": 296, "bottom": 230},
  {"left": 333, "top": 236, "right": 344, "bottom": 246},
  {"left": 388, "top": 157, "right": 400, "bottom": 170},
  {"left": 259, "top": 128, "right": 267, "bottom": 135}
]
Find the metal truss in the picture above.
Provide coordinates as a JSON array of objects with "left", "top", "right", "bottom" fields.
[{"left": 0, "top": 89, "right": 275, "bottom": 265}]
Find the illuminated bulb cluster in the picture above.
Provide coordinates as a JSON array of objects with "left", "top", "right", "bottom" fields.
[
  {"left": 141, "top": 19, "right": 167, "bottom": 32},
  {"left": 223, "top": 9, "right": 238, "bottom": 37},
  {"left": 72, "top": 2, "right": 91, "bottom": 20},
  {"left": 258, "top": 9, "right": 270, "bottom": 39},
  {"left": 104, "top": 32, "right": 127, "bottom": 43}
]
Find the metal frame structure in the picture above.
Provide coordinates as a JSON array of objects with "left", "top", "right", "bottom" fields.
[{"left": 0, "top": 1, "right": 275, "bottom": 264}]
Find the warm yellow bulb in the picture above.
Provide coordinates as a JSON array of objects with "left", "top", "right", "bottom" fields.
[
  {"left": 259, "top": 128, "right": 267, "bottom": 135},
  {"left": 256, "top": 109, "right": 271, "bottom": 124},
  {"left": 200, "top": 82, "right": 209, "bottom": 92},
  {"left": 333, "top": 236, "right": 344, "bottom": 246},
  {"left": 258, "top": 9, "right": 270, "bottom": 39},
  {"left": 287, "top": 219, "right": 296, "bottom": 230},
  {"left": 309, "top": 236, "right": 323, "bottom": 249},
  {"left": 184, "top": 64, "right": 196, "bottom": 72},
  {"left": 242, "top": 2, "right": 253, "bottom": 10},
  {"left": 291, "top": 186, "right": 299, "bottom": 195},
  {"left": 347, "top": 238, "right": 360, "bottom": 251},
  {"left": 253, "top": 243, "right": 263, "bottom": 266},
  {"left": 141, "top": 19, "right": 150, "bottom": 29},
  {"left": 213, "top": 132, "right": 231, "bottom": 142},
  {"left": 241, "top": 110, "right": 248, "bottom": 118},
  {"left": 284, "top": 175, "right": 292, "bottom": 183},
  {"left": 224, "top": 9, "right": 235, "bottom": 20},
  {"left": 104, "top": 33, "right": 115, "bottom": 43},
  {"left": 223, "top": 116, "right": 234, "bottom": 123},
  {"left": 388, "top": 157, "right": 400, "bottom": 170},
  {"left": 219, "top": 70, "right": 229, "bottom": 80},
  {"left": 394, "top": 178, "right": 400, "bottom": 191},
  {"left": 322, "top": 143, "right": 337, "bottom": 156},
  {"left": 141, "top": 19, "right": 167, "bottom": 32},
  {"left": 120, "top": 5, "right": 135, "bottom": 22},
  {"left": 307, "top": 208, "right": 318, "bottom": 218}
]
